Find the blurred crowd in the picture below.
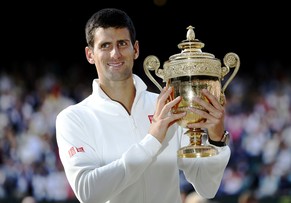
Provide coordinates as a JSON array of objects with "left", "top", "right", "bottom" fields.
[{"left": 0, "top": 59, "right": 291, "bottom": 202}]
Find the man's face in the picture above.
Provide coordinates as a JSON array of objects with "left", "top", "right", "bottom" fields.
[{"left": 86, "top": 27, "right": 139, "bottom": 84}]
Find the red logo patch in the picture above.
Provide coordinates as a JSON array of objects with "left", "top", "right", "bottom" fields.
[
  {"left": 68, "top": 146, "right": 85, "bottom": 157},
  {"left": 68, "top": 147, "right": 76, "bottom": 157},
  {"left": 76, "top": 147, "right": 84, "bottom": 152},
  {"left": 148, "top": 115, "right": 153, "bottom": 123}
]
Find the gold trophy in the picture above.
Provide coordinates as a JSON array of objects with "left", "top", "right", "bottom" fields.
[{"left": 143, "top": 26, "right": 240, "bottom": 158}]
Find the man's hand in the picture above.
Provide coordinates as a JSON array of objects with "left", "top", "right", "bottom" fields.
[{"left": 149, "top": 86, "right": 186, "bottom": 143}]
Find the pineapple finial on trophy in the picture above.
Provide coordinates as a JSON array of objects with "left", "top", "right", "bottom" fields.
[{"left": 186, "top": 25, "right": 195, "bottom": 41}]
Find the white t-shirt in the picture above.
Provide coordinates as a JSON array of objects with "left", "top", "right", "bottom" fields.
[{"left": 56, "top": 74, "right": 230, "bottom": 203}]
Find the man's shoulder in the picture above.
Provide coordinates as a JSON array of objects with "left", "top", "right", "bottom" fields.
[{"left": 57, "top": 96, "right": 92, "bottom": 118}]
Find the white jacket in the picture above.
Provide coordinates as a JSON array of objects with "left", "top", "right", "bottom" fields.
[{"left": 56, "top": 74, "right": 230, "bottom": 203}]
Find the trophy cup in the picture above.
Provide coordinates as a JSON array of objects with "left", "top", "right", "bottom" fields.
[{"left": 143, "top": 26, "right": 240, "bottom": 158}]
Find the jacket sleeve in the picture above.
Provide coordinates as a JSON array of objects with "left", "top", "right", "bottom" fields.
[
  {"left": 56, "top": 108, "right": 161, "bottom": 203},
  {"left": 178, "top": 144, "right": 231, "bottom": 199}
]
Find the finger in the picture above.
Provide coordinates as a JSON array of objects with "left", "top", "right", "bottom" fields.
[
  {"left": 193, "top": 96, "right": 218, "bottom": 116},
  {"left": 160, "top": 96, "right": 181, "bottom": 118},
  {"left": 167, "top": 112, "right": 186, "bottom": 126},
  {"left": 201, "top": 89, "right": 223, "bottom": 111},
  {"left": 193, "top": 91, "right": 224, "bottom": 119},
  {"left": 155, "top": 86, "right": 171, "bottom": 114},
  {"left": 188, "top": 107, "right": 216, "bottom": 121}
]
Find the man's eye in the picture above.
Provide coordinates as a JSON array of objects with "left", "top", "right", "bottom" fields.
[
  {"left": 101, "top": 43, "right": 110, "bottom": 49},
  {"left": 119, "top": 41, "right": 127, "bottom": 46}
]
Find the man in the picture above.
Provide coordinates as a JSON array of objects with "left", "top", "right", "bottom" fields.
[{"left": 56, "top": 8, "right": 230, "bottom": 203}]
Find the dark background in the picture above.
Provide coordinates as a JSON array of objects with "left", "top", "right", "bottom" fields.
[{"left": 1, "top": 1, "right": 290, "bottom": 81}]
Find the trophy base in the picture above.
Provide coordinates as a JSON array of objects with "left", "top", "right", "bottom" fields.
[{"left": 177, "top": 145, "right": 218, "bottom": 158}]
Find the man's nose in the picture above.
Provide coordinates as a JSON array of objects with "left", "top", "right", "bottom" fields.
[{"left": 111, "top": 46, "right": 122, "bottom": 58}]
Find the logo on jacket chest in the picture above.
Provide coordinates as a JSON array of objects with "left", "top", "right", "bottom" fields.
[{"left": 148, "top": 115, "right": 154, "bottom": 123}]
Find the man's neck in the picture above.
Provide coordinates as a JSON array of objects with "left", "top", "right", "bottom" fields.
[{"left": 100, "top": 78, "right": 136, "bottom": 114}]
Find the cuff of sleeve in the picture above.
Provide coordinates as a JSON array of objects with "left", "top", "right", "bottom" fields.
[{"left": 139, "top": 134, "right": 162, "bottom": 157}]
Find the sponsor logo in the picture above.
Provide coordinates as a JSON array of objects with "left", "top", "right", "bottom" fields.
[
  {"left": 148, "top": 115, "right": 153, "bottom": 123},
  {"left": 68, "top": 146, "right": 85, "bottom": 157}
]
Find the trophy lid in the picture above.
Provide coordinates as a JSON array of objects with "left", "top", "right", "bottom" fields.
[{"left": 162, "top": 26, "right": 222, "bottom": 80}]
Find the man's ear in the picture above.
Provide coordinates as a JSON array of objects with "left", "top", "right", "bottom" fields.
[
  {"left": 134, "top": 41, "right": 139, "bottom": 59},
  {"left": 85, "top": 47, "right": 95, "bottom": 64}
]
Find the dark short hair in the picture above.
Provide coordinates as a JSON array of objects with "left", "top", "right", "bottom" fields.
[{"left": 85, "top": 8, "right": 136, "bottom": 48}]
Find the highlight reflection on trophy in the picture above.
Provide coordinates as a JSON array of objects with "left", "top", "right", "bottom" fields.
[{"left": 144, "top": 26, "right": 240, "bottom": 158}]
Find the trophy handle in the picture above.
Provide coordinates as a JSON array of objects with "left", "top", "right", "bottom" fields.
[
  {"left": 221, "top": 52, "right": 240, "bottom": 93},
  {"left": 143, "top": 55, "right": 163, "bottom": 91}
]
